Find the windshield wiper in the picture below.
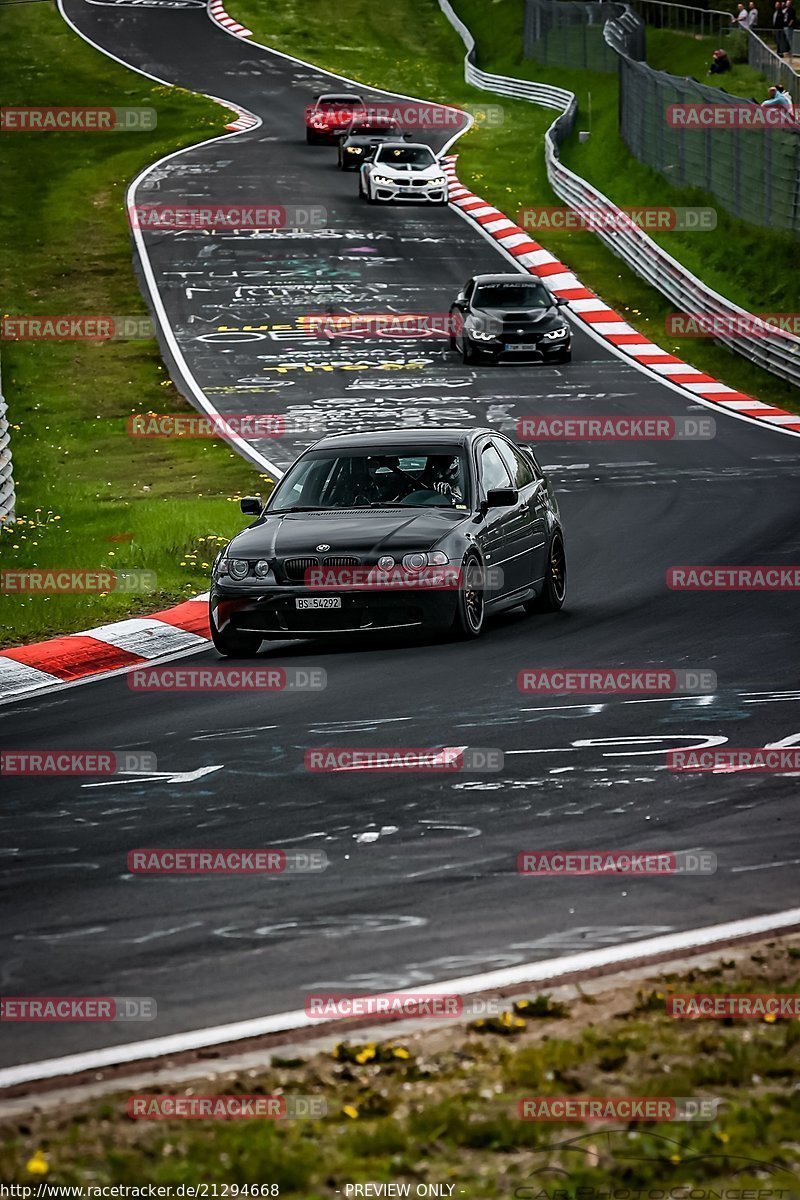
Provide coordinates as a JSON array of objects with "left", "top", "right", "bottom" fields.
[{"left": 270, "top": 506, "right": 329, "bottom": 514}]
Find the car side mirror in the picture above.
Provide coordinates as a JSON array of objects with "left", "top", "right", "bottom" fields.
[
  {"left": 402, "top": 132, "right": 414, "bottom": 140},
  {"left": 555, "top": 296, "right": 569, "bottom": 306},
  {"left": 240, "top": 496, "right": 262, "bottom": 515},
  {"left": 485, "top": 487, "right": 518, "bottom": 509}
]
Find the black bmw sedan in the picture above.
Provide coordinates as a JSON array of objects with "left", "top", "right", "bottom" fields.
[
  {"left": 449, "top": 273, "right": 572, "bottom": 365},
  {"left": 209, "top": 428, "right": 566, "bottom": 656},
  {"left": 337, "top": 118, "right": 409, "bottom": 170}
]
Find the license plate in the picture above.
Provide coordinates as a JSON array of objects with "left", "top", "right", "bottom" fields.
[
  {"left": 399, "top": 187, "right": 416, "bottom": 194},
  {"left": 296, "top": 597, "right": 342, "bottom": 610},
  {"left": 505, "top": 342, "right": 539, "bottom": 351}
]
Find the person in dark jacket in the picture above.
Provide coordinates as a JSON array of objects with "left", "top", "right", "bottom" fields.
[
  {"left": 773, "top": 0, "right": 790, "bottom": 56},
  {"left": 709, "top": 47, "right": 733, "bottom": 72},
  {"left": 784, "top": 0, "right": 797, "bottom": 46}
]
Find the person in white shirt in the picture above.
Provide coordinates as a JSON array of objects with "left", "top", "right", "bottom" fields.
[
  {"left": 746, "top": 1, "right": 759, "bottom": 27},
  {"left": 732, "top": 2, "right": 749, "bottom": 26}
]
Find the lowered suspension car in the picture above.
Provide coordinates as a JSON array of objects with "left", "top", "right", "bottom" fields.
[
  {"left": 209, "top": 428, "right": 566, "bottom": 655},
  {"left": 450, "top": 273, "right": 572, "bottom": 364},
  {"left": 359, "top": 142, "right": 448, "bottom": 205}
]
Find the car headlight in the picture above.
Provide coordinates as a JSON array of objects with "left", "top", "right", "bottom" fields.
[
  {"left": 227, "top": 559, "right": 250, "bottom": 581},
  {"left": 254, "top": 560, "right": 272, "bottom": 579},
  {"left": 468, "top": 326, "right": 498, "bottom": 342},
  {"left": 429, "top": 176, "right": 447, "bottom": 186},
  {"left": 346, "top": 146, "right": 363, "bottom": 154},
  {"left": 378, "top": 555, "right": 395, "bottom": 570},
  {"left": 402, "top": 551, "right": 449, "bottom": 572},
  {"left": 371, "top": 173, "right": 395, "bottom": 185},
  {"left": 543, "top": 325, "right": 569, "bottom": 341}
]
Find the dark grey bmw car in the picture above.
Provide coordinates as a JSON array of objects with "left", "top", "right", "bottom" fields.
[
  {"left": 450, "top": 273, "right": 572, "bottom": 365},
  {"left": 209, "top": 428, "right": 566, "bottom": 655}
]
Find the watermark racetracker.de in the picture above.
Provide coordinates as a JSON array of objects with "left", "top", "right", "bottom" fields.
[
  {"left": 1, "top": 751, "right": 157, "bottom": 776},
  {"left": 517, "top": 668, "right": 717, "bottom": 694},
  {"left": 0, "top": 106, "right": 156, "bottom": 130},
  {"left": 1, "top": 569, "right": 157, "bottom": 594},
  {"left": 517, "top": 416, "right": 715, "bottom": 441},
  {"left": 1, "top": 316, "right": 155, "bottom": 340}
]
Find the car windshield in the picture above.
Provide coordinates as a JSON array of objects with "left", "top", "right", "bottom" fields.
[
  {"left": 268, "top": 450, "right": 470, "bottom": 511},
  {"left": 318, "top": 96, "right": 362, "bottom": 109},
  {"left": 474, "top": 282, "right": 553, "bottom": 309},
  {"left": 375, "top": 145, "right": 435, "bottom": 166}
]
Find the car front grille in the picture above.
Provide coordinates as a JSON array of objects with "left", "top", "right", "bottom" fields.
[
  {"left": 283, "top": 556, "right": 319, "bottom": 581},
  {"left": 281, "top": 554, "right": 362, "bottom": 582},
  {"left": 501, "top": 323, "right": 543, "bottom": 341}
]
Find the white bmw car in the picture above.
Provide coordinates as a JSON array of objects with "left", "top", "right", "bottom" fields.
[{"left": 359, "top": 142, "right": 449, "bottom": 205}]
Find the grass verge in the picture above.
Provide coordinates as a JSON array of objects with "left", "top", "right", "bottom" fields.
[
  {"left": 1, "top": 936, "right": 798, "bottom": 1193},
  {"left": 0, "top": 5, "right": 269, "bottom": 649},
  {"left": 226, "top": 0, "right": 800, "bottom": 415}
]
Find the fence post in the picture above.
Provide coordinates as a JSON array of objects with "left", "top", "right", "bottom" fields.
[{"left": 0, "top": 362, "right": 15, "bottom": 527}]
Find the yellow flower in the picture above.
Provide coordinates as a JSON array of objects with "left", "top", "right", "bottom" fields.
[
  {"left": 764, "top": 1012, "right": 777, "bottom": 1023},
  {"left": 391, "top": 1046, "right": 411, "bottom": 1059},
  {"left": 26, "top": 1151, "right": 49, "bottom": 1176},
  {"left": 354, "top": 1044, "right": 376, "bottom": 1064},
  {"left": 342, "top": 1104, "right": 359, "bottom": 1119},
  {"left": 669, "top": 1154, "right": 681, "bottom": 1165}
]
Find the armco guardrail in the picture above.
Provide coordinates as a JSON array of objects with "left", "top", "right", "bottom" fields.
[
  {"left": 438, "top": 0, "right": 800, "bottom": 388},
  {"left": 0, "top": 364, "right": 15, "bottom": 526}
]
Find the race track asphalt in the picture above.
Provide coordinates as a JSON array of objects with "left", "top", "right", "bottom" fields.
[{"left": 1, "top": 0, "right": 799, "bottom": 1069}]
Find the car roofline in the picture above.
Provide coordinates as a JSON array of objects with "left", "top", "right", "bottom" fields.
[{"left": 305, "top": 427, "right": 491, "bottom": 452}]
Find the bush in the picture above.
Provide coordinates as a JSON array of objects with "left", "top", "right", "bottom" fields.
[{"left": 726, "top": 29, "right": 749, "bottom": 62}]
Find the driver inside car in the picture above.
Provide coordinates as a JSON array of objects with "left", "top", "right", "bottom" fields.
[{"left": 422, "top": 455, "right": 463, "bottom": 503}]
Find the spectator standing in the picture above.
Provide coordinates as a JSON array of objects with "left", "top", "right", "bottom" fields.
[
  {"left": 732, "top": 2, "right": 749, "bottom": 25},
  {"left": 746, "top": 1, "right": 759, "bottom": 27},
  {"left": 784, "top": 0, "right": 797, "bottom": 51},
  {"left": 773, "top": 0, "right": 789, "bottom": 56}
]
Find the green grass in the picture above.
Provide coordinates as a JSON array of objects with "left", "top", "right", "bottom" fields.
[
  {"left": 226, "top": 0, "right": 799, "bottom": 414},
  {"left": 0, "top": 5, "right": 270, "bottom": 648},
  {"left": 2, "top": 940, "right": 799, "bottom": 1193}
]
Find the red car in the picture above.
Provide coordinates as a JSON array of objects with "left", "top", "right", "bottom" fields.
[{"left": 304, "top": 93, "right": 366, "bottom": 144}]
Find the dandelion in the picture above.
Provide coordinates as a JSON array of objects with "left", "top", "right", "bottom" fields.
[{"left": 26, "top": 1151, "right": 49, "bottom": 1176}]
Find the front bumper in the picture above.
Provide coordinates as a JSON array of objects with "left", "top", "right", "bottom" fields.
[
  {"left": 307, "top": 124, "right": 350, "bottom": 143},
  {"left": 370, "top": 179, "right": 448, "bottom": 203},
  {"left": 211, "top": 582, "right": 458, "bottom": 638},
  {"left": 468, "top": 334, "right": 571, "bottom": 362}
]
